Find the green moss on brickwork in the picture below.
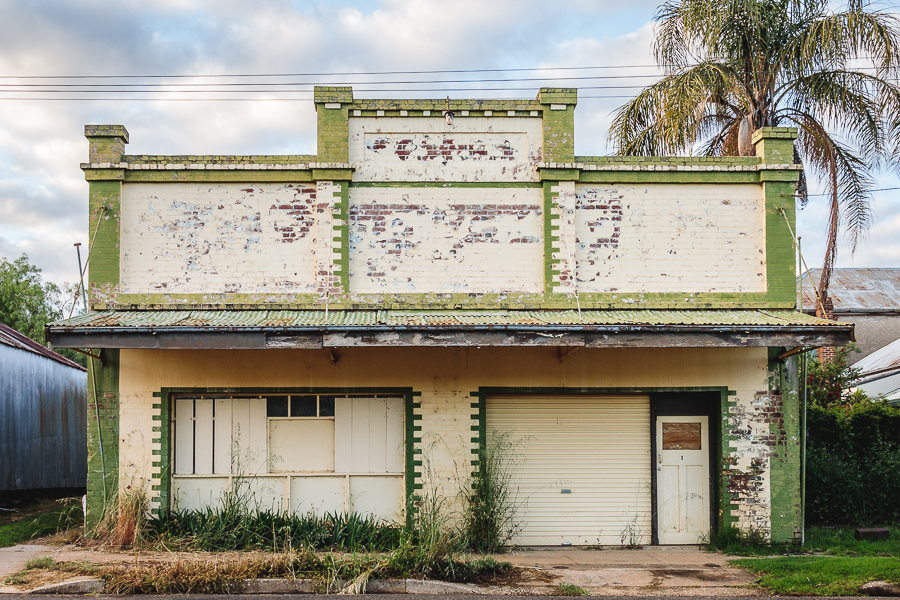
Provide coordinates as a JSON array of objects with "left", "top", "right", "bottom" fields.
[
  {"left": 539, "top": 88, "right": 576, "bottom": 163},
  {"left": 576, "top": 155, "right": 760, "bottom": 165},
  {"left": 752, "top": 128, "right": 798, "bottom": 164},
  {"left": 317, "top": 105, "right": 350, "bottom": 163},
  {"left": 85, "top": 125, "right": 128, "bottom": 163},
  {"left": 336, "top": 181, "right": 350, "bottom": 292},
  {"left": 765, "top": 180, "right": 799, "bottom": 307},
  {"left": 769, "top": 354, "right": 803, "bottom": 544},
  {"left": 88, "top": 181, "right": 121, "bottom": 307},
  {"left": 577, "top": 172, "right": 762, "bottom": 184},
  {"left": 314, "top": 86, "right": 353, "bottom": 103},
  {"left": 123, "top": 171, "right": 318, "bottom": 184},
  {"left": 85, "top": 350, "right": 120, "bottom": 530},
  {"left": 124, "top": 155, "right": 318, "bottom": 164}
]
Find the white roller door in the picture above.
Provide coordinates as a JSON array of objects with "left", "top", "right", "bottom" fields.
[{"left": 486, "top": 395, "right": 652, "bottom": 546}]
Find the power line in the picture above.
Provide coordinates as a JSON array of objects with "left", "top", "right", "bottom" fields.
[
  {"left": 0, "top": 65, "right": 668, "bottom": 80},
  {"left": 0, "top": 96, "right": 642, "bottom": 101}
]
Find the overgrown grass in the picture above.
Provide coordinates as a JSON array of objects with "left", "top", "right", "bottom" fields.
[
  {"left": 555, "top": 582, "right": 590, "bottom": 596},
  {"left": 731, "top": 556, "right": 900, "bottom": 596},
  {"left": 13, "top": 551, "right": 513, "bottom": 594},
  {"left": 703, "top": 525, "right": 790, "bottom": 556},
  {"left": 705, "top": 525, "right": 900, "bottom": 557},
  {"left": 461, "top": 431, "right": 524, "bottom": 553},
  {"left": 147, "top": 508, "right": 403, "bottom": 552},
  {"left": 805, "top": 526, "right": 900, "bottom": 557},
  {"left": 0, "top": 499, "right": 82, "bottom": 548}
]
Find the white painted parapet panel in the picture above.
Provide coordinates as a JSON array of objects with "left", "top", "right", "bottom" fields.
[
  {"left": 574, "top": 183, "right": 766, "bottom": 294},
  {"left": 349, "top": 117, "right": 543, "bottom": 182},
  {"left": 120, "top": 183, "right": 320, "bottom": 294},
  {"left": 349, "top": 186, "right": 544, "bottom": 294}
]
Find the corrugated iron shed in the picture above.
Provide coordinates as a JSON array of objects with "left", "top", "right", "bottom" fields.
[
  {"left": 0, "top": 322, "right": 87, "bottom": 491},
  {"left": 801, "top": 268, "right": 900, "bottom": 313},
  {"left": 0, "top": 322, "right": 85, "bottom": 370},
  {"left": 855, "top": 336, "right": 900, "bottom": 380}
]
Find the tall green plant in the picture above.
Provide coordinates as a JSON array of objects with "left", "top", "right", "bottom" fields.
[
  {"left": 462, "top": 432, "right": 524, "bottom": 553},
  {"left": 608, "top": 0, "right": 900, "bottom": 301}
]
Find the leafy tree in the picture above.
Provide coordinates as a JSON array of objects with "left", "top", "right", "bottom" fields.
[
  {"left": 806, "top": 344, "right": 865, "bottom": 406},
  {"left": 0, "top": 254, "right": 85, "bottom": 365},
  {"left": 608, "top": 0, "right": 900, "bottom": 302}
]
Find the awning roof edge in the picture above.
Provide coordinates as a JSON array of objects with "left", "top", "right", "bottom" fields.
[{"left": 47, "top": 309, "right": 853, "bottom": 350}]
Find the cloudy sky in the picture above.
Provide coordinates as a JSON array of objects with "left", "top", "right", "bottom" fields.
[{"left": 1, "top": 0, "right": 899, "bottom": 291}]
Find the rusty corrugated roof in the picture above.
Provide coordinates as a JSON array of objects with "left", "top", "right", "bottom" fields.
[
  {"left": 50, "top": 309, "right": 841, "bottom": 330},
  {"left": 801, "top": 268, "right": 900, "bottom": 312},
  {"left": 0, "top": 322, "right": 85, "bottom": 370}
]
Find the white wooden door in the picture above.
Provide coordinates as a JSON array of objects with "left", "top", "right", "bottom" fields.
[{"left": 656, "top": 416, "right": 709, "bottom": 544}]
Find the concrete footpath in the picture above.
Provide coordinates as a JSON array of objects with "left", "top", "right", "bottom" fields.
[
  {"left": 0, "top": 543, "right": 761, "bottom": 595},
  {"left": 493, "top": 547, "right": 761, "bottom": 596}
]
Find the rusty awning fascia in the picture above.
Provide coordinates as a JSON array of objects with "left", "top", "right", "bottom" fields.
[{"left": 47, "top": 309, "right": 854, "bottom": 350}]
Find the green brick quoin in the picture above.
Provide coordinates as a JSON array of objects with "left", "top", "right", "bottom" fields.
[
  {"left": 85, "top": 349, "right": 120, "bottom": 531},
  {"left": 538, "top": 88, "right": 576, "bottom": 163}
]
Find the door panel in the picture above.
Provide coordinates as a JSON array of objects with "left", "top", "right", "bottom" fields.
[{"left": 656, "top": 416, "right": 709, "bottom": 544}]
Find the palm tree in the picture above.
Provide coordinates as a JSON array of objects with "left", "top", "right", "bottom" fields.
[{"left": 608, "top": 0, "right": 900, "bottom": 307}]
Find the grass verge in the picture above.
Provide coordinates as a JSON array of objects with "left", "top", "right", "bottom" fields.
[
  {"left": 805, "top": 526, "right": 900, "bottom": 557},
  {"left": 0, "top": 499, "right": 82, "bottom": 548},
  {"left": 731, "top": 556, "right": 900, "bottom": 596}
]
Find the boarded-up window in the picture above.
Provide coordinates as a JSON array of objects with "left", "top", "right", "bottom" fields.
[
  {"left": 174, "top": 394, "right": 403, "bottom": 476},
  {"left": 662, "top": 422, "right": 702, "bottom": 450}
]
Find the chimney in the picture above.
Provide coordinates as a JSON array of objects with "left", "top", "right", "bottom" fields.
[{"left": 816, "top": 296, "right": 836, "bottom": 363}]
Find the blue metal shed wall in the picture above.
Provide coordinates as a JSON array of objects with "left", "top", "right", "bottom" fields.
[{"left": 0, "top": 344, "right": 87, "bottom": 490}]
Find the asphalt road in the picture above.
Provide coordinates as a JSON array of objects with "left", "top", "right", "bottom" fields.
[{"left": 8, "top": 594, "right": 869, "bottom": 600}]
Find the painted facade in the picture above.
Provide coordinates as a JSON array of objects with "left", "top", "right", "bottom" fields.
[{"left": 50, "top": 87, "right": 853, "bottom": 545}]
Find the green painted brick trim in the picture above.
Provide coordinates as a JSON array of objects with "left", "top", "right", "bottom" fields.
[
  {"left": 85, "top": 349, "right": 120, "bottom": 532},
  {"left": 85, "top": 169, "right": 125, "bottom": 181},
  {"left": 87, "top": 181, "right": 121, "bottom": 308},
  {"left": 122, "top": 171, "right": 318, "bottom": 184},
  {"left": 336, "top": 181, "right": 350, "bottom": 292},
  {"left": 349, "top": 182, "right": 542, "bottom": 188},
  {"left": 541, "top": 106, "right": 575, "bottom": 163},
  {"left": 577, "top": 172, "right": 761, "bottom": 184},
  {"left": 543, "top": 182, "right": 559, "bottom": 295},
  {"left": 317, "top": 104, "right": 350, "bottom": 163}
]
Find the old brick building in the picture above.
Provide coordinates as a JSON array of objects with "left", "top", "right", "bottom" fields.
[{"left": 49, "top": 87, "right": 851, "bottom": 545}]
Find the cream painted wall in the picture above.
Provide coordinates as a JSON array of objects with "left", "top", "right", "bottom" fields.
[
  {"left": 348, "top": 117, "right": 543, "bottom": 182},
  {"left": 573, "top": 183, "right": 767, "bottom": 294},
  {"left": 120, "top": 183, "right": 320, "bottom": 294},
  {"left": 119, "top": 346, "right": 772, "bottom": 534},
  {"left": 348, "top": 186, "right": 544, "bottom": 294}
]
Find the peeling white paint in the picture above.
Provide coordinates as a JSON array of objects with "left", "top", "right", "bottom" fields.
[
  {"left": 348, "top": 117, "right": 542, "bottom": 182},
  {"left": 348, "top": 187, "right": 544, "bottom": 294},
  {"left": 574, "top": 183, "right": 767, "bottom": 294},
  {"left": 120, "top": 183, "right": 319, "bottom": 294}
]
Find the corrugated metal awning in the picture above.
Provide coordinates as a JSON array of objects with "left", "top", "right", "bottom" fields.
[{"left": 47, "top": 309, "right": 852, "bottom": 350}]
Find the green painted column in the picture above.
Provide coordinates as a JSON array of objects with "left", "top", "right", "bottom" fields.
[
  {"left": 85, "top": 349, "right": 120, "bottom": 531},
  {"left": 537, "top": 88, "right": 577, "bottom": 163},
  {"left": 753, "top": 128, "right": 800, "bottom": 307}
]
